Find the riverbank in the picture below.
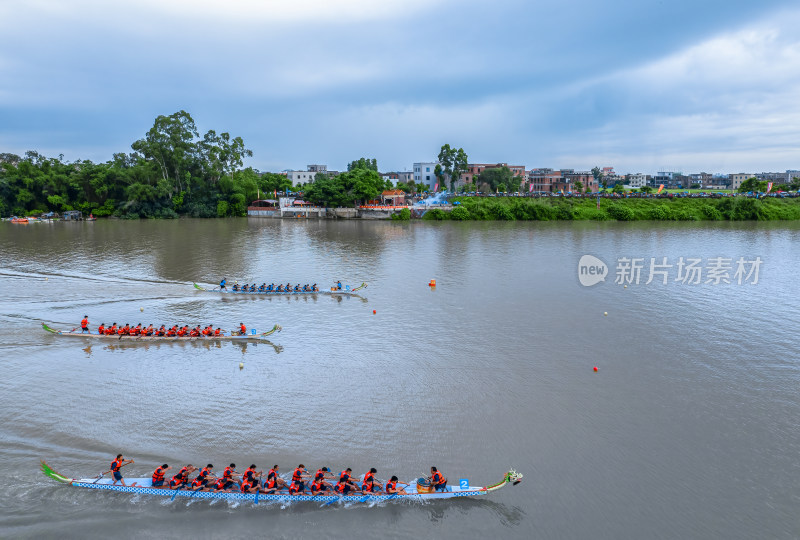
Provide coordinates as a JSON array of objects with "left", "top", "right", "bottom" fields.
[{"left": 418, "top": 196, "right": 800, "bottom": 221}]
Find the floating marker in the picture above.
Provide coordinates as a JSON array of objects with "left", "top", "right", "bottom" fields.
[
  {"left": 373, "top": 309, "right": 376, "bottom": 315},
  {"left": 239, "top": 362, "right": 244, "bottom": 369},
  {"left": 140, "top": 307, "right": 144, "bottom": 312},
  {"left": 593, "top": 366, "right": 598, "bottom": 372},
  {"left": 429, "top": 279, "right": 436, "bottom": 287},
  {"left": 45, "top": 277, "right": 48, "bottom": 281},
  {"left": 624, "top": 285, "right": 627, "bottom": 288},
  {"left": 604, "top": 312, "right": 608, "bottom": 316}
]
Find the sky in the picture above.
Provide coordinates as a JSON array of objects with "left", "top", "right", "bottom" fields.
[{"left": 1, "top": 0, "right": 799, "bottom": 175}]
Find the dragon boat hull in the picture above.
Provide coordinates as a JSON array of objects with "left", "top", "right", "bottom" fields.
[
  {"left": 40, "top": 462, "right": 521, "bottom": 505},
  {"left": 41, "top": 323, "right": 281, "bottom": 341},
  {"left": 193, "top": 282, "right": 367, "bottom": 296}
]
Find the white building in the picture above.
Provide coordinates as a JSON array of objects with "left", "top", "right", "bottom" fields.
[
  {"left": 413, "top": 162, "right": 440, "bottom": 190},
  {"left": 626, "top": 173, "right": 647, "bottom": 188}
]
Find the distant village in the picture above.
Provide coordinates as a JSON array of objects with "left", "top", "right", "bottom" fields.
[{"left": 280, "top": 164, "right": 800, "bottom": 194}]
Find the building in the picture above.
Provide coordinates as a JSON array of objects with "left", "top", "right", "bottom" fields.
[
  {"left": 460, "top": 163, "right": 526, "bottom": 186},
  {"left": 527, "top": 168, "right": 596, "bottom": 193},
  {"left": 383, "top": 172, "right": 414, "bottom": 184},
  {"left": 413, "top": 162, "right": 441, "bottom": 190},
  {"left": 286, "top": 170, "right": 317, "bottom": 184},
  {"left": 729, "top": 173, "right": 751, "bottom": 191},
  {"left": 381, "top": 189, "right": 406, "bottom": 206},
  {"left": 626, "top": 173, "right": 648, "bottom": 188}
]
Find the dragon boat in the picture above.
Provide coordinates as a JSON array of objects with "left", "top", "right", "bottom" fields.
[
  {"left": 193, "top": 282, "right": 367, "bottom": 296},
  {"left": 40, "top": 461, "right": 522, "bottom": 505},
  {"left": 41, "top": 323, "right": 281, "bottom": 341}
]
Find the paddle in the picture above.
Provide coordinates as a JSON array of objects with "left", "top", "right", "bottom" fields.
[
  {"left": 170, "top": 484, "right": 186, "bottom": 501},
  {"left": 93, "top": 459, "right": 133, "bottom": 483}
]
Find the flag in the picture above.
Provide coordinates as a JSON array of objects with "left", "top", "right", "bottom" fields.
[
  {"left": 434, "top": 183, "right": 439, "bottom": 192},
  {"left": 529, "top": 182, "right": 533, "bottom": 193},
  {"left": 657, "top": 184, "right": 664, "bottom": 194},
  {"left": 767, "top": 182, "right": 773, "bottom": 193},
  {"left": 596, "top": 196, "right": 600, "bottom": 209},
  {"left": 274, "top": 189, "right": 277, "bottom": 198}
]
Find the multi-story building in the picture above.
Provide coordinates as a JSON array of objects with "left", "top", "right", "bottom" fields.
[
  {"left": 413, "top": 162, "right": 441, "bottom": 190},
  {"left": 460, "top": 163, "right": 526, "bottom": 186},
  {"left": 626, "top": 173, "right": 648, "bottom": 188},
  {"left": 527, "top": 168, "right": 596, "bottom": 193},
  {"left": 755, "top": 170, "right": 800, "bottom": 184},
  {"left": 729, "top": 173, "right": 751, "bottom": 191}
]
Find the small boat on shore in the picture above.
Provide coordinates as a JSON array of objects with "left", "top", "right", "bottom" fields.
[
  {"left": 40, "top": 461, "right": 522, "bottom": 505},
  {"left": 11, "top": 217, "right": 29, "bottom": 223},
  {"left": 193, "top": 282, "right": 367, "bottom": 296},
  {"left": 41, "top": 323, "right": 281, "bottom": 341}
]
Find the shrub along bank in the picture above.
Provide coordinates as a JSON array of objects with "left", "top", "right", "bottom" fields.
[{"left": 421, "top": 196, "right": 800, "bottom": 221}]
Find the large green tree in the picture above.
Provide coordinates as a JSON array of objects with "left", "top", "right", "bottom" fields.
[{"left": 437, "top": 144, "right": 468, "bottom": 191}]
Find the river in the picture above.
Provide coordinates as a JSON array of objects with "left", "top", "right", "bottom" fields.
[{"left": 1, "top": 218, "right": 799, "bottom": 539}]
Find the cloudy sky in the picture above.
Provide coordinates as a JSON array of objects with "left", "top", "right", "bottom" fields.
[{"left": 1, "top": 0, "right": 799, "bottom": 175}]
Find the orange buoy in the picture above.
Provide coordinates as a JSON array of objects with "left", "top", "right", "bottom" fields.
[
  {"left": 429, "top": 279, "right": 436, "bottom": 287},
  {"left": 593, "top": 366, "right": 598, "bottom": 372},
  {"left": 372, "top": 309, "right": 376, "bottom": 314}
]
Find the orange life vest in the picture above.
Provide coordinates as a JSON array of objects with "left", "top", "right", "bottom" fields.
[
  {"left": 81, "top": 318, "right": 88, "bottom": 329},
  {"left": 152, "top": 467, "right": 166, "bottom": 483}
]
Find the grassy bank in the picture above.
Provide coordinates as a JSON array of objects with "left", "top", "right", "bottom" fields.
[{"left": 419, "top": 196, "right": 800, "bottom": 221}]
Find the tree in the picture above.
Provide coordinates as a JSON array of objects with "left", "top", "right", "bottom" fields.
[
  {"left": 574, "top": 180, "right": 584, "bottom": 193},
  {"left": 131, "top": 110, "right": 199, "bottom": 193},
  {"left": 640, "top": 186, "right": 653, "bottom": 194},
  {"left": 437, "top": 144, "right": 468, "bottom": 191},
  {"left": 612, "top": 183, "right": 624, "bottom": 194},
  {"left": 738, "top": 177, "right": 767, "bottom": 193},
  {"left": 434, "top": 164, "right": 444, "bottom": 190},
  {"left": 477, "top": 166, "right": 513, "bottom": 191},
  {"left": 347, "top": 158, "right": 378, "bottom": 172},
  {"left": 690, "top": 183, "right": 701, "bottom": 189}
]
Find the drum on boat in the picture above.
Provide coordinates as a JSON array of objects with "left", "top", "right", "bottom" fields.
[{"left": 416, "top": 477, "right": 433, "bottom": 493}]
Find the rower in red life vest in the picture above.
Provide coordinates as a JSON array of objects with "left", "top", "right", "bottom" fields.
[
  {"left": 144, "top": 324, "right": 154, "bottom": 336},
  {"left": 361, "top": 467, "right": 383, "bottom": 494},
  {"left": 213, "top": 463, "right": 238, "bottom": 491},
  {"left": 169, "top": 471, "right": 188, "bottom": 490},
  {"left": 97, "top": 323, "right": 105, "bottom": 335},
  {"left": 132, "top": 323, "right": 142, "bottom": 336},
  {"left": 157, "top": 325, "right": 166, "bottom": 336},
  {"left": 430, "top": 467, "right": 447, "bottom": 492},
  {"left": 289, "top": 464, "right": 310, "bottom": 494},
  {"left": 239, "top": 323, "right": 246, "bottom": 336},
  {"left": 201, "top": 325, "right": 212, "bottom": 336},
  {"left": 337, "top": 468, "right": 359, "bottom": 494},
  {"left": 109, "top": 453, "right": 133, "bottom": 486},
  {"left": 151, "top": 464, "right": 170, "bottom": 487},
  {"left": 385, "top": 475, "right": 408, "bottom": 495},
  {"left": 166, "top": 325, "right": 177, "bottom": 337},
  {"left": 311, "top": 477, "right": 334, "bottom": 495},
  {"left": 190, "top": 464, "right": 215, "bottom": 491},
  {"left": 314, "top": 466, "right": 334, "bottom": 482},
  {"left": 105, "top": 323, "right": 117, "bottom": 335},
  {"left": 188, "top": 326, "right": 200, "bottom": 337},
  {"left": 176, "top": 326, "right": 187, "bottom": 337},
  {"left": 240, "top": 465, "right": 261, "bottom": 494},
  {"left": 265, "top": 465, "right": 287, "bottom": 491},
  {"left": 214, "top": 327, "right": 221, "bottom": 337},
  {"left": 119, "top": 323, "right": 130, "bottom": 335},
  {"left": 80, "top": 315, "right": 89, "bottom": 333}
]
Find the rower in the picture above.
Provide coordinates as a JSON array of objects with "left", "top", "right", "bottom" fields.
[
  {"left": 361, "top": 467, "right": 383, "bottom": 494},
  {"left": 302, "top": 284, "right": 309, "bottom": 291},
  {"left": 201, "top": 325, "right": 212, "bottom": 336},
  {"left": 157, "top": 325, "right": 166, "bottom": 336},
  {"left": 232, "top": 283, "right": 240, "bottom": 292},
  {"left": 293, "top": 284, "right": 300, "bottom": 292},
  {"left": 166, "top": 325, "right": 177, "bottom": 337},
  {"left": 267, "top": 283, "right": 274, "bottom": 292},
  {"left": 249, "top": 284, "right": 256, "bottom": 292},
  {"left": 214, "top": 327, "right": 221, "bottom": 337},
  {"left": 430, "top": 466, "right": 447, "bottom": 492},
  {"left": 118, "top": 323, "right": 129, "bottom": 336},
  {"left": 285, "top": 282, "right": 291, "bottom": 292},
  {"left": 106, "top": 323, "right": 117, "bottom": 335},
  {"left": 132, "top": 323, "right": 142, "bottom": 336},
  {"left": 97, "top": 323, "right": 105, "bottom": 335},
  {"left": 241, "top": 465, "right": 261, "bottom": 492},
  {"left": 290, "top": 464, "right": 310, "bottom": 494},
  {"left": 190, "top": 464, "right": 214, "bottom": 491},
  {"left": 336, "top": 280, "right": 342, "bottom": 290},
  {"left": 311, "top": 477, "right": 333, "bottom": 495},
  {"left": 276, "top": 284, "right": 284, "bottom": 292},
  {"left": 151, "top": 464, "right": 170, "bottom": 487},
  {"left": 109, "top": 454, "right": 133, "bottom": 486},
  {"left": 258, "top": 283, "right": 266, "bottom": 292},
  {"left": 169, "top": 471, "right": 188, "bottom": 490},
  {"left": 314, "top": 466, "right": 334, "bottom": 482},
  {"left": 219, "top": 277, "right": 227, "bottom": 291},
  {"left": 80, "top": 315, "right": 89, "bottom": 333},
  {"left": 266, "top": 465, "right": 287, "bottom": 490},
  {"left": 239, "top": 323, "right": 246, "bottom": 336},
  {"left": 189, "top": 326, "right": 200, "bottom": 337},
  {"left": 338, "top": 467, "right": 359, "bottom": 492},
  {"left": 214, "top": 463, "right": 238, "bottom": 491},
  {"left": 312, "top": 283, "right": 318, "bottom": 291},
  {"left": 145, "top": 324, "right": 154, "bottom": 336},
  {"left": 385, "top": 476, "right": 408, "bottom": 495},
  {"left": 335, "top": 477, "right": 356, "bottom": 496}
]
